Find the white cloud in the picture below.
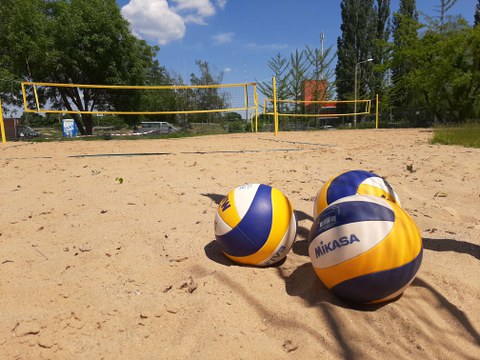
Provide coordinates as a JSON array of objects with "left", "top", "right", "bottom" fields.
[
  {"left": 172, "top": 0, "right": 215, "bottom": 24},
  {"left": 121, "top": 0, "right": 221, "bottom": 45},
  {"left": 121, "top": 0, "right": 185, "bottom": 45},
  {"left": 212, "top": 32, "right": 234, "bottom": 45},
  {"left": 223, "top": 67, "right": 232, "bottom": 73}
]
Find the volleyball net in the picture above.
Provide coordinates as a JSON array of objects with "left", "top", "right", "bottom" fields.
[
  {"left": 263, "top": 98, "right": 374, "bottom": 135},
  {"left": 261, "top": 77, "right": 376, "bottom": 135},
  {"left": 15, "top": 78, "right": 376, "bottom": 138},
  {"left": 263, "top": 98, "right": 372, "bottom": 117},
  {"left": 20, "top": 81, "right": 259, "bottom": 129}
]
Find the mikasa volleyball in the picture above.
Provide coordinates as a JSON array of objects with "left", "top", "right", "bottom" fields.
[
  {"left": 314, "top": 169, "right": 401, "bottom": 219},
  {"left": 214, "top": 184, "right": 297, "bottom": 266},
  {"left": 308, "top": 194, "right": 423, "bottom": 304}
]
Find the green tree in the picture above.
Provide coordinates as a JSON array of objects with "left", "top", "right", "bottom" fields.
[
  {"left": 0, "top": 0, "right": 158, "bottom": 135},
  {"left": 257, "top": 53, "right": 290, "bottom": 112},
  {"left": 20, "top": 112, "right": 46, "bottom": 127},
  {"left": 434, "top": 0, "right": 458, "bottom": 31},
  {"left": 390, "top": 0, "right": 420, "bottom": 116},
  {"left": 223, "top": 112, "right": 242, "bottom": 121},
  {"left": 189, "top": 60, "right": 226, "bottom": 123},
  {"left": 287, "top": 49, "right": 308, "bottom": 115},
  {"left": 400, "top": 19, "right": 480, "bottom": 123},
  {"left": 371, "top": 0, "right": 391, "bottom": 98},
  {"left": 304, "top": 45, "right": 336, "bottom": 122},
  {"left": 223, "top": 112, "right": 245, "bottom": 134},
  {"left": 305, "top": 45, "right": 336, "bottom": 95},
  {"left": 140, "top": 63, "right": 177, "bottom": 125},
  {"left": 335, "top": 0, "right": 376, "bottom": 101},
  {"left": 0, "top": 0, "right": 49, "bottom": 106},
  {"left": 475, "top": 0, "right": 480, "bottom": 26},
  {"left": 288, "top": 50, "right": 308, "bottom": 101}
]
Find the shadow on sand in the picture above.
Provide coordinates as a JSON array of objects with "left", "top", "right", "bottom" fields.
[{"left": 423, "top": 237, "right": 480, "bottom": 260}]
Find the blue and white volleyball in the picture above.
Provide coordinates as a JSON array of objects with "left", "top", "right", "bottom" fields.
[
  {"left": 214, "top": 184, "right": 297, "bottom": 266},
  {"left": 314, "top": 170, "right": 401, "bottom": 219},
  {"left": 308, "top": 195, "right": 422, "bottom": 304}
]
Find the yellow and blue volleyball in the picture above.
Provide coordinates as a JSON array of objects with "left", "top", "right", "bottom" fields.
[
  {"left": 214, "top": 184, "right": 297, "bottom": 266},
  {"left": 314, "top": 170, "right": 401, "bottom": 219},
  {"left": 308, "top": 195, "right": 422, "bottom": 304}
]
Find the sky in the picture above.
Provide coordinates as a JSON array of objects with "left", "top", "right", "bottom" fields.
[{"left": 116, "top": 0, "right": 476, "bottom": 86}]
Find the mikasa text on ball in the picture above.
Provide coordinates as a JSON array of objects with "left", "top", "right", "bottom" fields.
[
  {"left": 314, "top": 169, "right": 401, "bottom": 219},
  {"left": 214, "top": 184, "right": 297, "bottom": 266},
  {"left": 308, "top": 195, "right": 423, "bottom": 304}
]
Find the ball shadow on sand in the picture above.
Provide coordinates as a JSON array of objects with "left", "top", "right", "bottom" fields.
[
  {"left": 292, "top": 238, "right": 309, "bottom": 257},
  {"left": 204, "top": 240, "right": 234, "bottom": 266},
  {"left": 201, "top": 192, "right": 225, "bottom": 205},
  {"left": 295, "top": 209, "right": 314, "bottom": 222},
  {"left": 204, "top": 240, "right": 287, "bottom": 268},
  {"left": 282, "top": 262, "right": 394, "bottom": 311},
  {"left": 293, "top": 210, "right": 313, "bottom": 256}
]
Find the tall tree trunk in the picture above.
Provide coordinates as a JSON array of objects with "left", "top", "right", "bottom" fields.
[{"left": 82, "top": 114, "right": 93, "bottom": 135}]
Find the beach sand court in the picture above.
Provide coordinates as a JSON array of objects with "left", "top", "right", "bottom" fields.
[{"left": 1, "top": 129, "right": 479, "bottom": 359}]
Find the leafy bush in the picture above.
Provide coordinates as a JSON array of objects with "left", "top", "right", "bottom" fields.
[
  {"left": 225, "top": 120, "right": 247, "bottom": 133},
  {"left": 94, "top": 115, "right": 126, "bottom": 129},
  {"left": 21, "top": 113, "right": 60, "bottom": 128}
]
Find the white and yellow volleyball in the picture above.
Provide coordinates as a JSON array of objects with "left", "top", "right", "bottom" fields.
[
  {"left": 214, "top": 184, "right": 297, "bottom": 266},
  {"left": 314, "top": 170, "right": 401, "bottom": 219},
  {"left": 308, "top": 195, "right": 422, "bottom": 304}
]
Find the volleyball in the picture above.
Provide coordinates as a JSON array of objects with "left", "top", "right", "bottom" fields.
[
  {"left": 308, "top": 195, "right": 422, "bottom": 304},
  {"left": 214, "top": 184, "right": 297, "bottom": 266},
  {"left": 313, "top": 170, "right": 401, "bottom": 219}
]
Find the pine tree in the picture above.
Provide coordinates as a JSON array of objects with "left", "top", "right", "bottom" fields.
[
  {"left": 288, "top": 49, "right": 308, "bottom": 100},
  {"left": 304, "top": 45, "right": 336, "bottom": 121},
  {"left": 257, "top": 53, "right": 290, "bottom": 112},
  {"left": 305, "top": 45, "right": 336, "bottom": 99},
  {"left": 335, "top": 0, "right": 376, "bottom": 101},
  {"left": 288, "top": 49, "right": 309, "bottom": 115}
]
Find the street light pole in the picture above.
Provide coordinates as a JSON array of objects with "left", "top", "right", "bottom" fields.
[{"left": 354, "top": 58, "right": 373, "bottom": 127}]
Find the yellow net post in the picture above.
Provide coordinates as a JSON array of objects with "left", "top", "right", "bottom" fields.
[
  {"left": 33, "top": 84, "right": 41, "bottom": 112},
  {"left": 21, "top": 82, "right": 28, "bottom": 113},
  {"left": 0, "top": 98, "right": 6, "bottom": 143},
  {"left": 273, "top": 77, "right": 278, "bottom": 136},
  {"left": 253, "top": 83, "right": 258, "bottom": 132},
  {"left": 376, "top": 94, "right": 379, "bottom": 129},
  {"left": 244, "top": 83, "right": 249, "bottom": 129}
]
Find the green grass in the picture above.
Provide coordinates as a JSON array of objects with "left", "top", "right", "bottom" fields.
[{"left": 431, "top": 122, "right": 480, "bottom": 148}]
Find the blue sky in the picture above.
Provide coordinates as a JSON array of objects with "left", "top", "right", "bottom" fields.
[{"left": 117, "top": 0, "right": 476, "bottom": 85}]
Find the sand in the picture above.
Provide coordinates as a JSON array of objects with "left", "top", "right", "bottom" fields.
[{"left": 0, "top": 129, "right": 479, "bottom": 359}]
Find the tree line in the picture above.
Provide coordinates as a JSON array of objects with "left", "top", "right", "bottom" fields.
[
  {"left": 259, "top": 0, "right": 480, "bottom": 126},
  {"left": 335, "top": 0, "right": 479, "bottom": 125},
  {"left": 0, "top": 0, "right": 229, "bottom": 135}
]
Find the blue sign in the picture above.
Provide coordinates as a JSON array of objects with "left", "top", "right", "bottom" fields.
[{"left": 62, "top": 119, "right": 78, "bottom": 138}]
